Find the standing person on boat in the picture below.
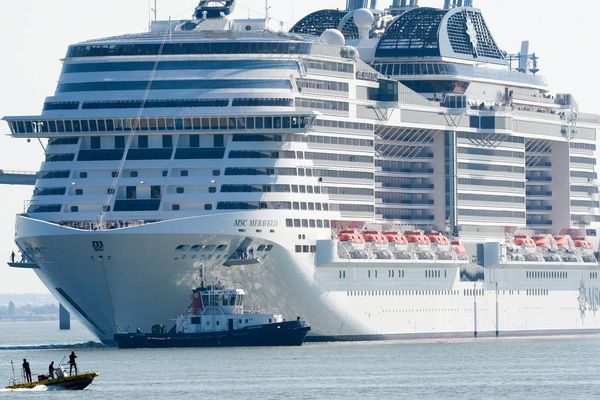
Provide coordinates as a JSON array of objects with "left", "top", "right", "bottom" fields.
[
  {"left": 22, "top": 359, "right": 32, "bottom": 383},
  {"left": 48, "top": 361, "right": 55, "bottom": 379},
  {"left": 68, "top": 352, "right": 78, "bottom": 375}
]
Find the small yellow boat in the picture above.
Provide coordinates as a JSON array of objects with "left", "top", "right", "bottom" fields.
[{"left": 5, "top": 369, "right": 99, "bottom": 391}]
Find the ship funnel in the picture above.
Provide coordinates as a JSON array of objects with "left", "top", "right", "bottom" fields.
[
  {"left": 443, "top": 0, "right": 451, "bottom": 9},
  {"left": 346, "top": 0, "right": 369, "bottom": 10},
  {"left": 518, "top": 40, "right": 530, "bottom": 72}
]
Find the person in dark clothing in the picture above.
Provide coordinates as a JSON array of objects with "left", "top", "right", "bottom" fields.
[
  {"left": 68, "top": 352, "right": 78, "bottom": 375},
  {"left": 22, "top": 359, "right": 32, "bottom": 383},
  {"left": 11, "top": 251, "right": 15, "bottom": 263},
  {"left": 48, "top": 361, "right": 55, "bottom": 379}
]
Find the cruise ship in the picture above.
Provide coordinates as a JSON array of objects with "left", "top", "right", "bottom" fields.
[{"left": 5, "top": 0, "right": 600, "bottom": 343}]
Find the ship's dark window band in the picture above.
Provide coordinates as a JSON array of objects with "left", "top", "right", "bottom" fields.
[
  {"left": 67, "top": 42, "right": 312, "bottom": 58},
  {"left": 322, "top": 187, "right": 373, "bottom": 196},
  {"left": 297, "top": 79, "right": 349, "bottom": 92},
  {"left": 113, "top": 199, "right": 161, "bottom": 212},
  {"left": 458, "top": 193, "right": 525, "bottom": 203},
  {"left": 231, "top": 98, "right": 293, "bottom": 107},
  {"left": 457, "top": 147, "right": 524, "bottom": 159},
  {"left": 28, "top": 204, "right": 62, "bottom": 213},
  {"left": 228, "top": 150, "right": 297, "bottom": 159},
  {"left": 401, "top": 80, "right": 469, "bottom": 94},
  {"left": 296, "top": 98, "right": 349, "bottom": 112},
  {"left": 304, "top": 152, "right": 373, "bottom": 164},
  {"left": 232, "top": 134, "right": 282, "bottom": 142},
  {"left": 126, "top": 148, "right": 173, "bottom": 160},
  {"left": 457, "top": 132, "right": 524, "bottom": 144},
  {"left": 38, "top": 170, "right": 70, "bottom": 179},
  {"left": 9, "top": 115, "right": 312, "bottom": 135},
  {"left": 48, "top": 137, "right": 79, "bottom": 146},
  {"left": 57, "top": 79, "right": 291, "bottom": 93},
  {"left": 45, "top": 153, "right": 75, "bottom": 162},
  {"left": 570, "top": 156, "right": 596, "bottom": 165},
  {"left": 175, "top": 148, "right": 225, "bottom": 159},
  {"left": 458, "top": 178, "right": 525, "bottom": 188},
  {"left": 572, "top": 200, "right": 600, "bottom": 208},
  {"left": 371, "top": 62, "right": 545, "bottom": 86},
  {"left": 308, "top": 135, "right": 372, "bottom": 147},
  {"left": 457, "top": 163, "right": 524, "bottom": 174},
  {"left": 571, "top": 171, "right": 598, "bottom": 179},
  {"left": 458, "top": 209, "right": 525, "bottom": 218},
  {"left": 571, "top": 185, "right": 599, "bottom": 194},
  {"left": 313, "top": 119, "right": 373, "bottom": 131},
  {"left": 82, "top": 99, "right": 229, "bottom": 109},
  {"left": 78, "top": 149, "right": 125, "bottom": 161},
  {"left": 43, "top": 101, "right": 79, "bottom": 111},
  {"left": 570, "top": 142, "right": 596, "bottom": 151},
  {"left": 221, "top": 184, "right": 291, "bottom": 193},
  {"left": 33, "top": 187, "right": 67, "bottom": 196},
  {"left": 224, "top": 167, "right": 306, "bottom": 176},
  {"left": 216, "top": 201, "right": 295, "bottom": 210},
  {"left": 378, "top": 210, "right": 435, "bottom": 220},
  {"left": 304, "top": 59, "right": 354, "bottom": 74},
  {"left": 330, "top": 204, "right": 374, "bottom": 213},
  {"left": 62, "top": 60, "right": 300, "bottom": 73},
  {"left": 314, "top": 169, "right": 374, "bottom": 180},
  {"left": 526, "top": 271, "right": 567, "bottom": 279}
]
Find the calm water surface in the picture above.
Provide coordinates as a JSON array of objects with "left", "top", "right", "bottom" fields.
[{"left": 0, "top": 321, "right": 599, "bottom": 399}]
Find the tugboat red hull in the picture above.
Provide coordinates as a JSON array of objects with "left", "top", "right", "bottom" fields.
[{"left": 114, "top": 320, "right": 310, "bottom": 348}]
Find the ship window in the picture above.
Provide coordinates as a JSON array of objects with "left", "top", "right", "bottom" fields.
[
  {"left": 75, "top": 189, "right": 83, "bottom": 195},
  {"left": 204, "top": 204, "right": 212, "bottom": 210},
  {"left": 212, "top": 170, "right": 220, "bottom": 176},
  {"left": 176, "top": 187, "right": 184, "bottom": 194},
  {"left": 70, "top": 206, "right": 79, "bottom": 212},
  {"left": 138, "top": 135, "right": 148, "bottom": 149},
  {"left": 209, "top": 187, "right": 217, "bottom": 193},
  {"left": 293, "top": 202, "right": 299, "bottom": 210},
  {"left": 163, "top": 135, "right": 173, "bottom": 148},
  {"left": 79, "top": 172, "right": 88, "bottom": 178},
  {"left": 180, "top": 170, "right": 189, "bottom": 177},
  {"left": 293, "top": 219, "right": 300, "bottom": 227},
  {"left": 265, "top": 245, "right": 273, "bottom": 251},
  {"left": 302, "top": 219, "right": 308, "bottom": 228},
  {"left": 130, "top": 171, "right": 138, "bottom": 178},
  {"left": 286, "top": 219, "right": 293, "bottom": 227},
  {"left": 295, "top": 245, "right": 301, "bottom": 253},
  {"left": 191, "top": 317, "right": 200, "bottom": 325},
  {"left": 172, "top": 204, "right": 180, "bottom": 211},
  {"left": 175, "top": 245, "right": 189, "bottom": 251},
  {"left": 316, "top": 220, "right": 323, "bottom": 228},
  {"left": 90, "top": 136, "right": 101, "bottom": 149}
]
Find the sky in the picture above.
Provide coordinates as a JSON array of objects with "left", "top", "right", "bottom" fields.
[{"left": 0, "top": 0, "right": 598, "bottom": 294}]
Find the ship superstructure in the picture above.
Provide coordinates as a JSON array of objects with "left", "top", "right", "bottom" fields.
[{"left": 4, "top": 0, "right": 600, "bottom": 343}]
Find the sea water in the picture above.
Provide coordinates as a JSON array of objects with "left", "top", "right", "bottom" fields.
[{"left": 0, "top": 321, "right": 600, "bottom": 399}]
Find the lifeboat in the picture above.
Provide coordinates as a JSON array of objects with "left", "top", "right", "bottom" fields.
[
  {"left": 554, "top": 235, "right": 575, "bottom": 251},
  {"left": 573, "top": 237, "right": 593, "bottom": 250},
  {"left": 362, "top": 231, "right": 388, "bottom": 245},
  {"left": 362, "top": 231, "right": 392, "bottom": 258},
  {"left": 337, "top": 230, "right": 366, "bottom": 253},
  {"left": 513, "top": 234, "right": 538, "bottom": 257},
  {"left": 383, "top": 231, "right": 411, "bottom": 259},
  {"left": 533, "top": 234, "right": 557, "bottom": 251},
  {"left": 451, "top": 240, "right": 469, "bottom": 261},
  {"left": 405, "top": 231, "right": 434, "bottom": 259}
]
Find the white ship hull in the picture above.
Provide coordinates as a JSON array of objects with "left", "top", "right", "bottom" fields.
[{"left": 16, "top": 213, "right": 600, "bottom": 343}]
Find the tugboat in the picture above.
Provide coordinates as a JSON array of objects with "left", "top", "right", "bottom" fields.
[
  {"left": 5, "top": 361, "right": 99, "bottom": 391},
  {"left": 114, "top": 281, "right": 311, "bottom": 348}
]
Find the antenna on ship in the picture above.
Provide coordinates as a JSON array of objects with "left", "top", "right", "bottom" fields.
[{"left": 152, "top": 0, "right": 158, "bottom": 21}]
